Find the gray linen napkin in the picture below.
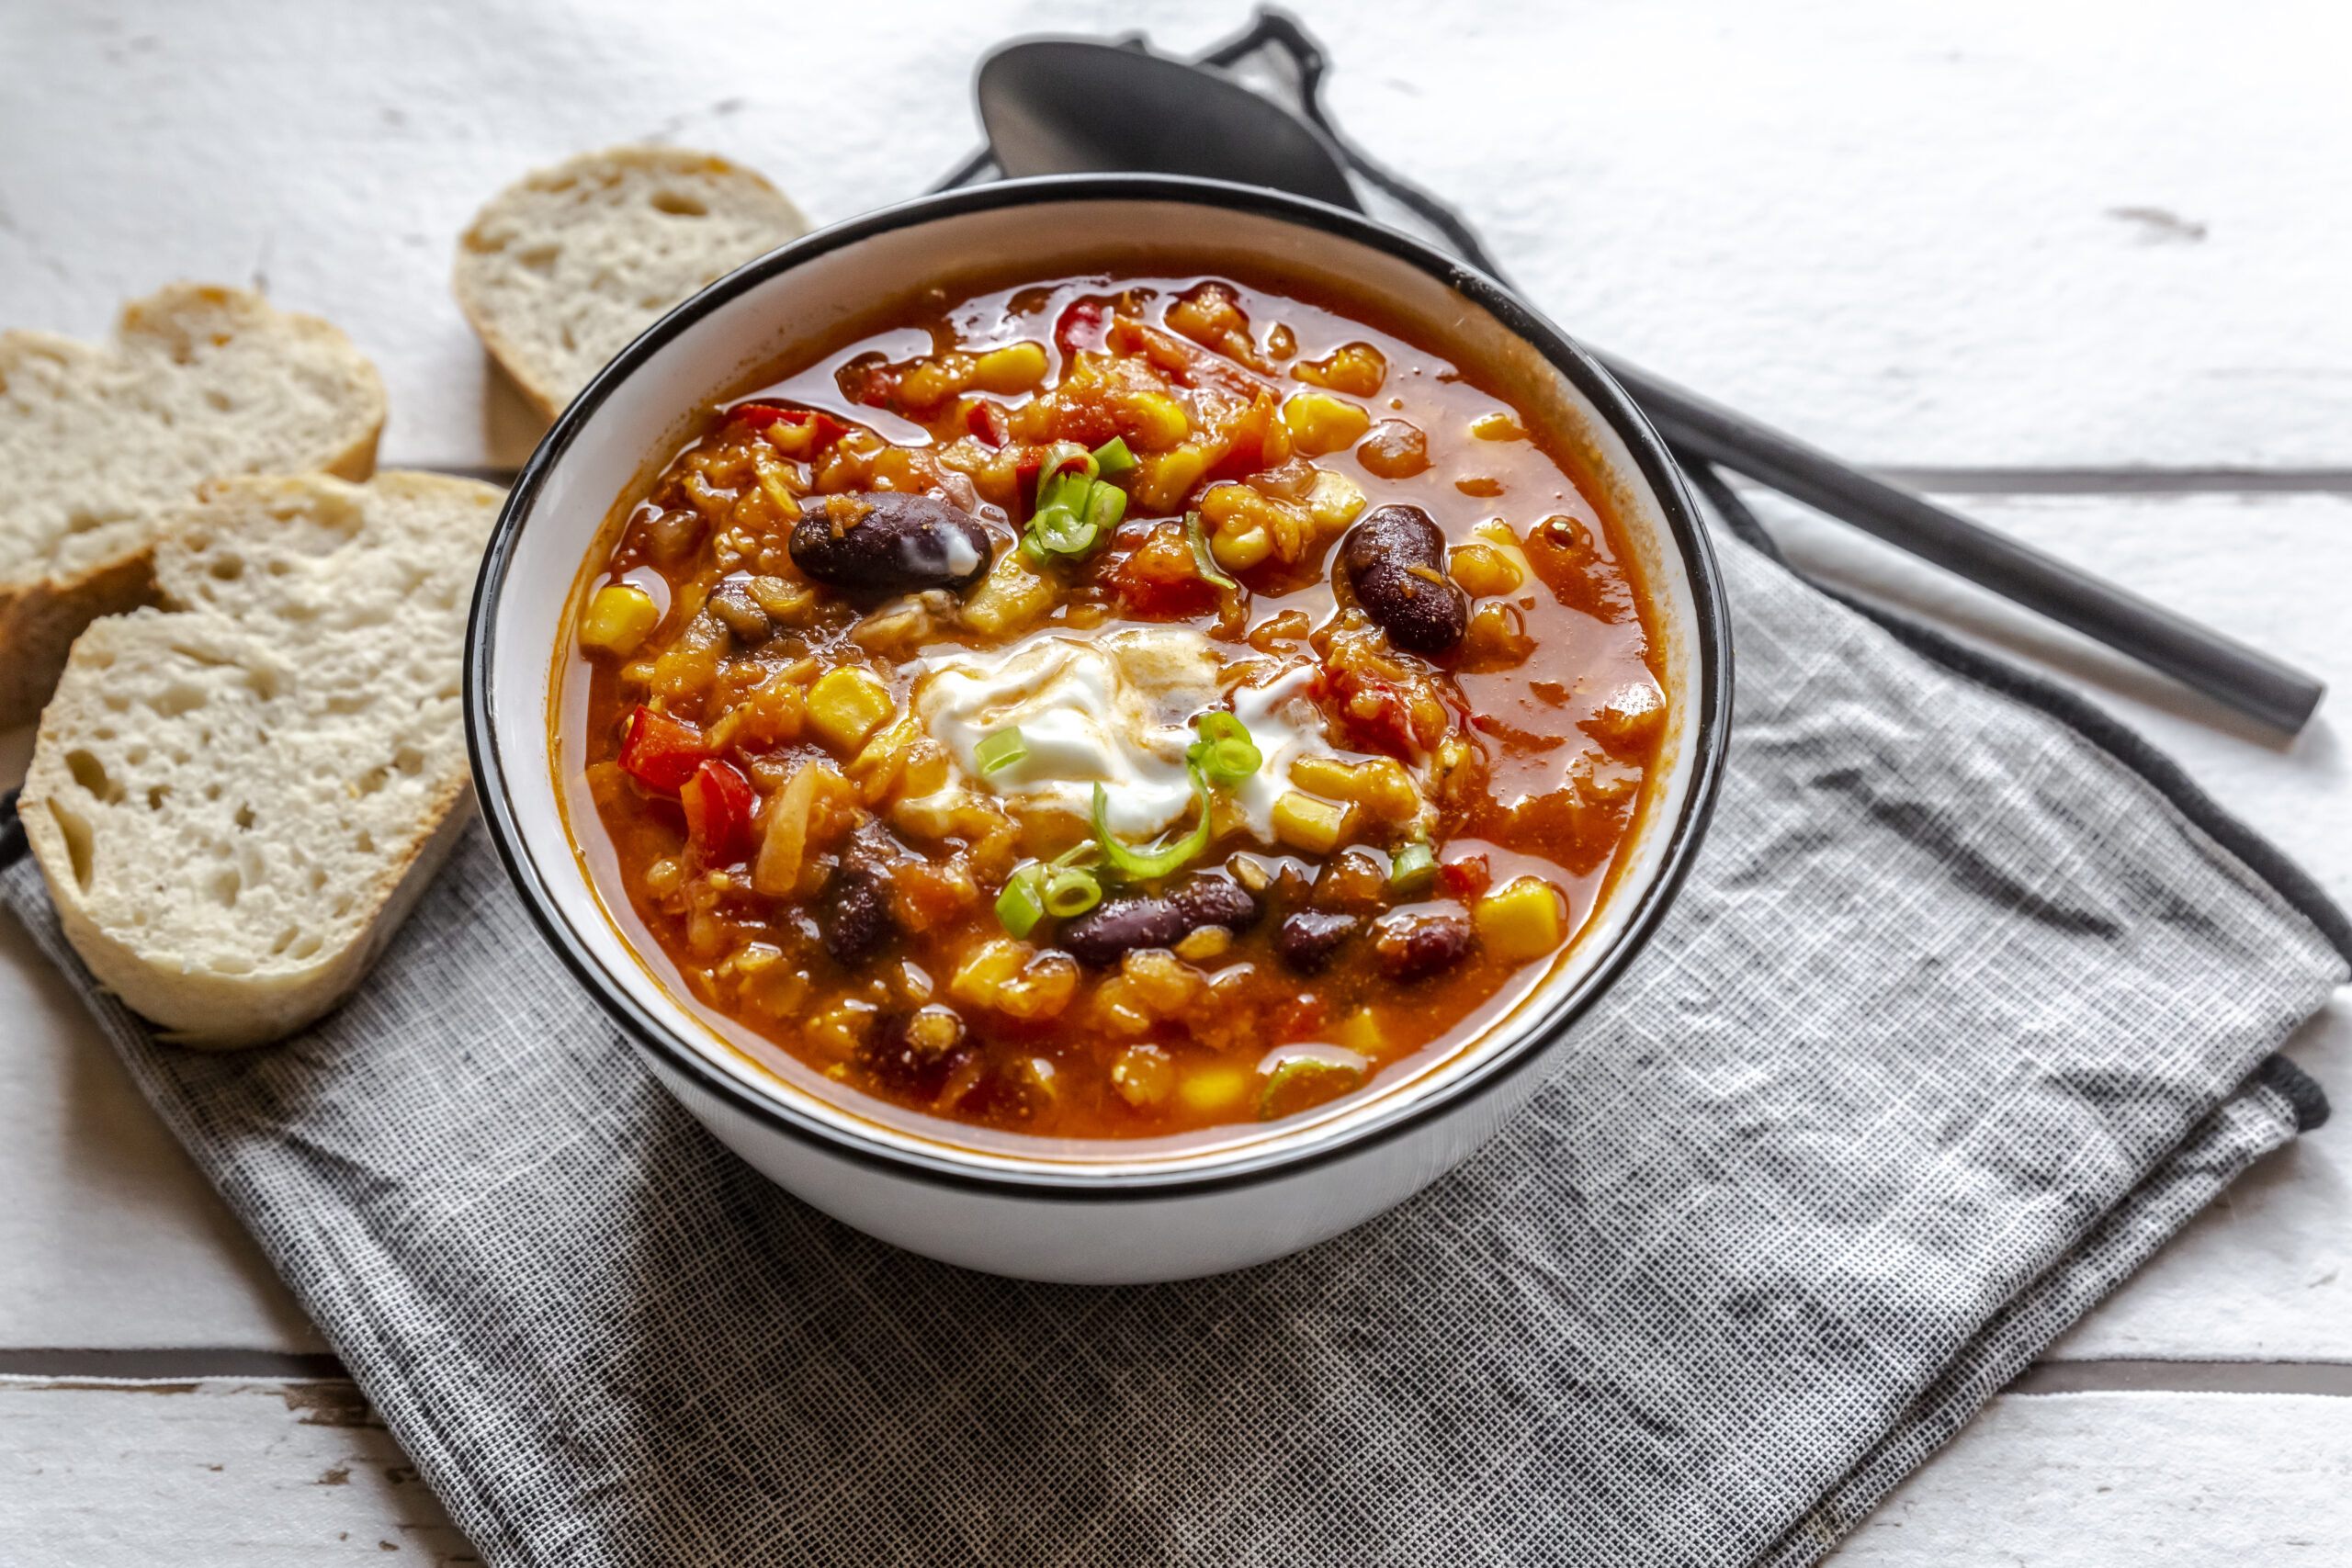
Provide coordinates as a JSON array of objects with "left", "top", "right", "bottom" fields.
[{"left": 3, "top": 525, "right": 2342, "bottom": 1568}]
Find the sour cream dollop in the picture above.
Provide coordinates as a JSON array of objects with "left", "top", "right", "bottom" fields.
[{"left": 913, "top": 626, "right": 1332, "bottom": 841}]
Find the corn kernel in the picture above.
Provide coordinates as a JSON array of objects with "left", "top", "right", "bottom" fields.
[
  {"left": 1111, "top": 1043, "right": 1176, "bottom": 1109},
  {"left": 1282, "top": 391, "right": 1373, "bottom": 456},
  {"left": 1122, "top": 947, "right": 1204, "bottom": 1013},
  {"left": 1091, "top": 976, "right": 1156, "bottom": 1036},
  {"left": 1176, "top": 1062, "right": 1253, "bottom": 1116},
  {"left": 1474, "top": 876, "right": 1566, "bottom": 962},
  {"left": 1210, "top": 522, "right": 1272, "bottom": 572},
  {"left": 903, "top": 1003, "right": 964, "bottom": 1055},
  {"left": 1272, "top": 790, "right": 1355, "bottom": 853},
  {"left": 970, "top": 340, "right": 1049, "bottom": 393},
  {"left": 1306, "top": 470, "right": 1366, "bottom": 534},
  {"left": 961, "top": 548, "right": 1056, "bottom": 635},
  {"left": 1449, "top": 541, "right": 1525, "bottom": 598},
  {"left": 1122, "top": 390, "right": 1192, "bottom": 450},
  {"left": 1469, "top": 412, "right": 1526, "bottom": 441},
  {"left": 805, "top": 998, "right": 877, "bottom": 1060},
  {"left": 1128, "top": 442, "right": 1214, "bottom": 511},
  {"left": 950, "top": 939, "right": 1030, "bottom": 1007},
  {"left": 898, "top": 352, "right": 975, "bottom": 410},
  {"left": 1289, "top": 755, "right": 1422, "bottom": 822},
  {"left": 807, "top": 667, "right": 895, "bottom": 753},
  {"left": 650, "top": 644, "right": 719, "bottom": 701},
  {"left": 998, "top": 951, "right": 1079, "bottom": 1021},
  {"left": 1291, "top": 342, "right": 1387, "bottom": 397},
  {"left": 579, "top": 584, "right": 662, "bottom": 658},
  {"left": 1334, "top": 1008, "right": 1386, "bottom": 1055},
  {"left": 1173, "top": 925, "right": 1231, "bottom": 963}
]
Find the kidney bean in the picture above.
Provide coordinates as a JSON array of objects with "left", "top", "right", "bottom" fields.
[
  {"left": 707, "top": 582, "right": 772, "bottom": 645},
  {"left": 820, "top": 858, "right": 898, "bottom": 964},
  {"left": 639, "top": 507, "right": 706, "bottom": 565},
  {"left": 1059, "top": 895, "right": 1190, "bottom": 969},
  {"left": 789, "top": 491, "right": 992, "bottom": 596},
  {"left": 861, "top": 1009, "right": 967, "bottom": 1100},
  {"left": 1275, "top": 909, "right": 1361, "bottom": 974},
  {"left": 1172, "top": 873, "right": 1261, "bottom": 932},
  {"left": 1340, "top": 504, "right": 1468, "bottom": 655},
  {"left": 1372, "top": 908, "right": 1474, "bottom": 980},
  {"left": 1060, "top": 873, "right": 1260, "bottom": 968}
]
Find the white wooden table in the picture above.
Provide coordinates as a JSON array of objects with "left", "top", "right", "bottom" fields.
[{"left": 4, "top": 3, "right": 2348, "bottom": 1560}]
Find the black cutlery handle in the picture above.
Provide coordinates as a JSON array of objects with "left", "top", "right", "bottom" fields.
[{"left": 1605, "top": 355, "right": 2326, "bottom": 734}]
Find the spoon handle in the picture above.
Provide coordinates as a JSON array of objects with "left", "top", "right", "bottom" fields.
[{"left": 1601, "top": 356, "right": 2326, "bottom": 733}]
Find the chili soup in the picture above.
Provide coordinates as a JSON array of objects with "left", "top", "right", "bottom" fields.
[{"left": 560, "top": 269, "right": 1669, "bottom": 1142}]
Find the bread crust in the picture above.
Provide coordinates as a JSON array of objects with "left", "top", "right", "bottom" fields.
[
  {"left": 452, "top": 144, "right": 809, "bottom": 418},
  {"left": 18, "top": 470, "right": 497, "bottom": 1050},
  {"left": 0, "top": 284, "right": 385, "bottom": 728}
]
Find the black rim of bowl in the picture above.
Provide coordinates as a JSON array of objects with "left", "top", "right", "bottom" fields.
[{"left": 464, "top": 173, "right": 1734, "bottom": 1201}]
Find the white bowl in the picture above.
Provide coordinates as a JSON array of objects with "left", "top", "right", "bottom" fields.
[{"left": 466, "top": 175, "right": 1731, "bottom": 1283}]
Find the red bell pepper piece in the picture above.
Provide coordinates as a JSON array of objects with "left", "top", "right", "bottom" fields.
[
  {"left": 967, "top": 400, "right": 1010, "bottom": 449},
  {"left": 1439, "top": 853, "right": 1492, "bottom": 902},
  {"left": 1053, "top": 297, "right": 1106, "bottom": 356},
  {"left": 617, "top": 705, "right": 706, "bottom": 794},
  {"left": 680, "top": 757, "right": 758, "bottom": 866}
]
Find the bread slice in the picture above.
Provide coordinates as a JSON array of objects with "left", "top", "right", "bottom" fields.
[
  {"left": 0, "top": 283, "right": 387, "bottom": 729},
  {"left": 18, "top": 471, "right": 502, "bottom": 1049},
  {"left": 453, "top": 145, "right": 811, "bottom": 420}
]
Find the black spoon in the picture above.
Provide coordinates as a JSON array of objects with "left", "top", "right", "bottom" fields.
[{"left": 952, "top": 19, "right": 2324, "bottom": 735}]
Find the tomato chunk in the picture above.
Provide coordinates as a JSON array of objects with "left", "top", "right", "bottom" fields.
[
  {"left": 681, "top": 757, "right": 758, "bottom": 865},
  {"left": 618, "top": 705, "right": 707, "bottom": 793}
]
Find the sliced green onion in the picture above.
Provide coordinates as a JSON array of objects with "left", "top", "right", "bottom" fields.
[
  {"left": 1039, "top": 440, "right": 1097, "bottom": 482},
  {"left": 1185, "top": 510, "right": 1238, "bottom": 592},
  {"left": 1186, "top": 710, "right": 1262, "bottom": 788},
  {"left": 1042, "top": 865, "right": 1102, "bottom": 918},
  {"left": 996, "top": 866, "right": 1046, "bottom": 938},
  {"left": 1082, "top": 475, "right": 1127, "bottom": 534},
  {"left": 1260, "top": 1055, "right": 1366, "bottom": 1121},
  {"left": 976, "top": 727, "right": 1028, "bottom": 775},
  {"left": 1022, "top": 463, "right": 1114, "bottom": 563},
  {"left": 1388, "top": 840, "right": 1438, "bottom": 897},
  {"left": 1091, "top": 435, "right": 1136, "bottom": 475},
  {"left": 1091, "top": 766, "right": 1214, "bottom": 880}
]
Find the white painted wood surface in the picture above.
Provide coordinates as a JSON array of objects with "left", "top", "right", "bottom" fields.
[
  {"left": 4, "top": 1, "right": 2349, "bottom": 470},
  {"left": 0, "top": 1379, "right": 475, "bottom": 1564},
  {"left": 3, "top": 0, "right": 2349, "bottom": 1562}
]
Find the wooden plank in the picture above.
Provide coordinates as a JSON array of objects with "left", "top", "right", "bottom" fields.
[
  {"left": 1829, "top": 1392, "right": 2352, "bottom": 1562},
  {"left": 1, "top": 1, "right": 2347, "bottom": 471},
  {"left": 0, "top": 1379, "right": 473, "bottom": 1565},
  {"left": 4, "top": 1381, "right": 2346, "bottom": 1565}
]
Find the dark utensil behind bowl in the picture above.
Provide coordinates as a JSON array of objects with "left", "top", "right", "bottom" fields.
[{"left": 465, "top": 175, "right": 1732, "bottom": 1283}]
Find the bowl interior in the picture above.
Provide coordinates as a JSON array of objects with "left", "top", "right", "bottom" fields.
[{"left": 476, "top": 186, "right": 1720, "bottom": 1183}]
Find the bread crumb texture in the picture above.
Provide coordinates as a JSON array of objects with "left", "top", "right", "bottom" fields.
[
  {"left": 454, "top": 144, "right": 810, "bottom": 418},
  {"left": 0, "top": 283, "right": 385, "bottom": 595},
  {"left": 20, "top": 472, "right": 501, "bottom": 1049}
]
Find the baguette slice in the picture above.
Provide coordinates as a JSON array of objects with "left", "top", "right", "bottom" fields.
[
  {"left": 19, "top": 471, "right": 502, "bottom": 1049},
  {"left": 454, "top": 145, "right": 811, "bottom": 420},
  {"left": 0, "top": 283, "right": 387, "bottom": 728}
]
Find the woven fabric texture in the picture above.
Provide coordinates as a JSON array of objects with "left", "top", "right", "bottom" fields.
[{"left": 3, "top": 534, "right": 2342, "bottom": 1567}]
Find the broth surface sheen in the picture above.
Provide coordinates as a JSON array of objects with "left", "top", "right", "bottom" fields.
[{"left": 563, "top": 272, "right": 1668, "bottom": 1141}]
